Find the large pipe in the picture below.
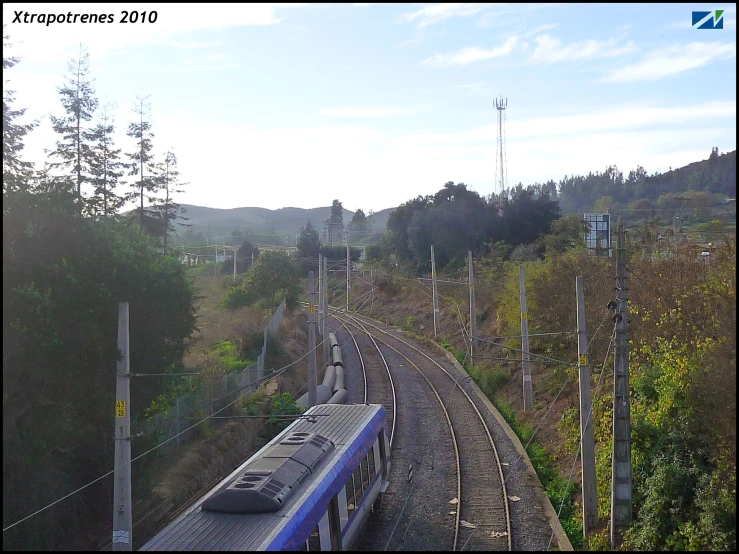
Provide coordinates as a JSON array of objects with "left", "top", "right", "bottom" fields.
[
  {"left": 322, "top": 365, "right": 336, "bottom": 389},
  {"left": 332, "top": 346, "right": 343, "bottom": 368},
  {"left": 296, "top": 384, "right": 332, "bottom": 407},
  {"left": 329, "top": 333, "right": 339, "bottom": 350},
  {"left": 333, "top": 366, "right": 344, "bottom": 393},
  {"left": 326, "top": 388, "right": 347, "bottom": 404}
]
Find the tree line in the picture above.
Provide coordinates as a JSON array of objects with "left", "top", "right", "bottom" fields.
[{"left": 3, "top": 30, "right": 196, "bottom": 550}]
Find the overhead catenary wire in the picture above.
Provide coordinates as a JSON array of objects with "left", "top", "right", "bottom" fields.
[{"left": 2, "top": 333, "right": 330, "bottom": 533}]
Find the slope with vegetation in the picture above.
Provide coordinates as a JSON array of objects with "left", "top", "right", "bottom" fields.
[{"left": 357, "top": 159, "right": 735, "bottom": 550}]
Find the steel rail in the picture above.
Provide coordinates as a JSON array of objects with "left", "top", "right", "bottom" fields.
[
  {"left": 334, "top": 312, "right": 463, "bottom": 551},
  {"left": 333, "top": 308, "right": 512, "bottom": 551}
]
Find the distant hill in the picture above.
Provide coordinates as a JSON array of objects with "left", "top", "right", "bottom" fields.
[{"left": 171, "top": 205, "right": 395, "bottom": 240}]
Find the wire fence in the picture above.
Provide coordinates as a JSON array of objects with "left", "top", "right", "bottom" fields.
[{"left": 139, "top": 300, "right": 286, "bottom": 447}]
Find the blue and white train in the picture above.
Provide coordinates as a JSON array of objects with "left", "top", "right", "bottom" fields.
[{"left": 141, "top": 403, "right": 391, "bottom": 551}]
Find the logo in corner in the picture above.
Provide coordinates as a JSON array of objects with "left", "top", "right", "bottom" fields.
[{"left": 692, "top": 10, "right": 724, "bottom": 29}]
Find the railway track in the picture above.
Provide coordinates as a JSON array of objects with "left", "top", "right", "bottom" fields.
[
  {"left": 333, "top": 316, "right": 397, "bottom": 447},
  {"left": 332, "top": 310, "right": 512, "bottom": 551}
]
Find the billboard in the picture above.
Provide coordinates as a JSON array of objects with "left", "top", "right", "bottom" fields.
[{"left": 584, "top": 213, "right": 612, "bottom": 257}]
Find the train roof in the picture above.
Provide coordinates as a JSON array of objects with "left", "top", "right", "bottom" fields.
[{"left": 141, "top": 404, "right": 386, "bottom": 551}]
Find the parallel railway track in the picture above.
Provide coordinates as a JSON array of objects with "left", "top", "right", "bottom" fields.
[{"left": 332, "top": 310, "right": 512, "bottom": 551}]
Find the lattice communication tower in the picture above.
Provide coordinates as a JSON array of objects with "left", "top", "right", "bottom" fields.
[{"left": 494, "top": 97, "right": 508, "bottom": 196}]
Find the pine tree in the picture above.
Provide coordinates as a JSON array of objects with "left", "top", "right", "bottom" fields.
[
  {"left": 85, "top": 102, "right": 127, "bottom": 217},
  {"left": 3, "top": 26, "right": 36, "bottom": 193},
  {"left": 151, "top": 150, "right": 187, "bottom": 255},
  {"left": 126, "top": 94, "right": 158, "bottom": 228},
  {"left": 47, "top": 44, "right": 98, "bottom": 206}
]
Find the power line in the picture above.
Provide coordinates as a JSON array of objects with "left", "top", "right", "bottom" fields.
[{"left": 2, "top": 334, "right": 329, "bottom": 533}]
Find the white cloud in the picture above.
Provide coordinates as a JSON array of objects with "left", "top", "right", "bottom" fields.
[
  {"left": 320, "top": 108, "right": 416, "bottom": 117},
  {"left": 602, "top": 41, "right": 736, "bottom": 82},
  {"left": 530, "top": 34, "right": 637, "bottom": 64},
  {"left": 422, "top": 37, "right": 518, "bottom": 67},
  {"left": 400, "top": 3, "right": 494, "bottom": 28}
]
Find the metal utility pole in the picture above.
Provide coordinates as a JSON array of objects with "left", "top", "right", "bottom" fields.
[
  {"left": 431, "top": 245, "right": 440, "bottom": 336},
  {"left": 322, "top": 256, "right": 329, "bottom": 366},
  {"left": 308, "top": 271, "right": 318, "bottom": 407},
  {"left": 611, "top": 224, "right": 632, "bottom": 548},
  {"left": 113, "top": 303, "right": 132, "bottom": 551},
  {"left": 345, "top": 232, "right": 350, "bottom": 312},
  {"left": 468, "top": 251, "right": 477, "bottom": 360},
  {"left": 519, "top": 265, "right": 533, "bottom": 411},
  {"left": 576, "top": 276, "right": 598, "bottom": 536}
]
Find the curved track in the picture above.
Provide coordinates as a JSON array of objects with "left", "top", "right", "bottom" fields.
[
  {"left": 333, "top": 310, "right": 512, "bottom": 551},
  {"left": 333, "top": 317, "right": 398, "bottom": 447}
]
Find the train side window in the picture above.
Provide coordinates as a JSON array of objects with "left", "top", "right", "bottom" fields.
[
  {"left": 361, "top": 455, "right": 370, "bottom": 491},
  {"left": 318, "top": 512, "right": 331, "bottom": 551},
  {"left": 345, "top": 475, "right": 356, "bottom": 519},
  {"left": 354, "top": 465, "right": 364, "bottom": 499},
  {"left": 338, "top": 485, "right": 349, "bottom": 528},
  {"left": 368, "top": 448, "right": 376, "bottom": 481},
  {"left": 307, "top": 524, "right": 320, "bottom": 551}
]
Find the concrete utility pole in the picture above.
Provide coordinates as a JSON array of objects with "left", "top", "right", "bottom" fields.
[
  {"left": 308, "top": 271, "right": 318, "bottom": 407},
  {"left": 468, "top": 251, "right": 477, "bottom": 360},
  {"left": 318, "top": 253, "right": 323, "bottom": 342},
  {"left": 611, "top": 223, "right": 632, "bottom": 548},
  {"left": 233, "top": 247, "right": 237, "bottom": 281},
  {"left": 322, "top": 256, "right": 329, "bottom": 366},
  {"left": 519, "top": 266, "right": 533, "bottom": 411},
  {"left": 213, "top": 244, "right": 218, "bottom": 276},
  {"left": 431, "top": 245, "right": 440, "bottom": 336},
  {"left": 345, "top": 232, "right": 350, "bottom": 312},
  {"left": 113, "top": 303, "right": 132, "bottom": 551},
  {"left": 576, "top": 276, "right": 598, "bottom": 536}
]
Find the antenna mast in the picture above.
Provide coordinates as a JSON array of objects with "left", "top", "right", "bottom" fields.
[{"left": 495, "top": 97, "right": 508, "bottom": 195}]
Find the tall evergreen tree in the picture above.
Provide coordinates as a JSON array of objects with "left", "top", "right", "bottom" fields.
[
  {"left": 47, "top": 44, "right": 98, "bottom": 205},
  {"left": 151, "top": 150, "right": 187, "bottom": 255},
  {"left": 85, "top": 102, "right": 127, "bottom": 217},
  {"left": 126, "top": 94, "right": 158, "bottom": 228},
  {"left": 3, "top": 26, "right": 37, "bottom": 193},
  {"left": 330, "top": 199, "right": 343, "bottom": 223}
]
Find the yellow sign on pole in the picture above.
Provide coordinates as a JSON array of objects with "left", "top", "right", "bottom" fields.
[
  {"left": 116, "top": 400, "right": 126, "bottom": 418},
  {"left": 521, "top": 312, "right": 528, "bottom": 321},
  {"left": 579, "top": 355, "right": 588, "bottom": 366},
  {"left": 309, "top": 304, "right": 314, "bottom": 313}
]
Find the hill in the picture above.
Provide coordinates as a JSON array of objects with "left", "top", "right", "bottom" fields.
[{"left": 171, "top": 205, "right": 395, "bottom": 242}]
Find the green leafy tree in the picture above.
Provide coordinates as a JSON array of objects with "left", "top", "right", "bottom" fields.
[
  {"left": 3, "top": 187, "right": 196, "bottom": 550},
  {"left": 85, "top": 102, "right": 127, "bottom": 216},
  {"left": 47, "top": 45, "right": 98, "bottom": 206},
  {"left": 349, "top": 208, "right": 369, "bottom": 235},
  {"left": 226, "top": 250, "right": 300, "bottom": 309},
  {"left": 540, "top": 214, "right": 590, "bottom": 255},
  {"left": 297, "top": 221, "right": 320, "bottom": 260}
]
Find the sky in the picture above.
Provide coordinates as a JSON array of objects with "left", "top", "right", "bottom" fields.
[{"left": 4, "top": 3, "right": 737, "bottom": 212}]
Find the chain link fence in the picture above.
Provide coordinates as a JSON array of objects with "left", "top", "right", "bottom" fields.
[{"left": 138, "top": 300, "right": 286, "bottom": 447}]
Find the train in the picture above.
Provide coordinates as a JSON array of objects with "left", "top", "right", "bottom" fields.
[{"left": 141, "top": 403, "right": 391, "bottom": 551}]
